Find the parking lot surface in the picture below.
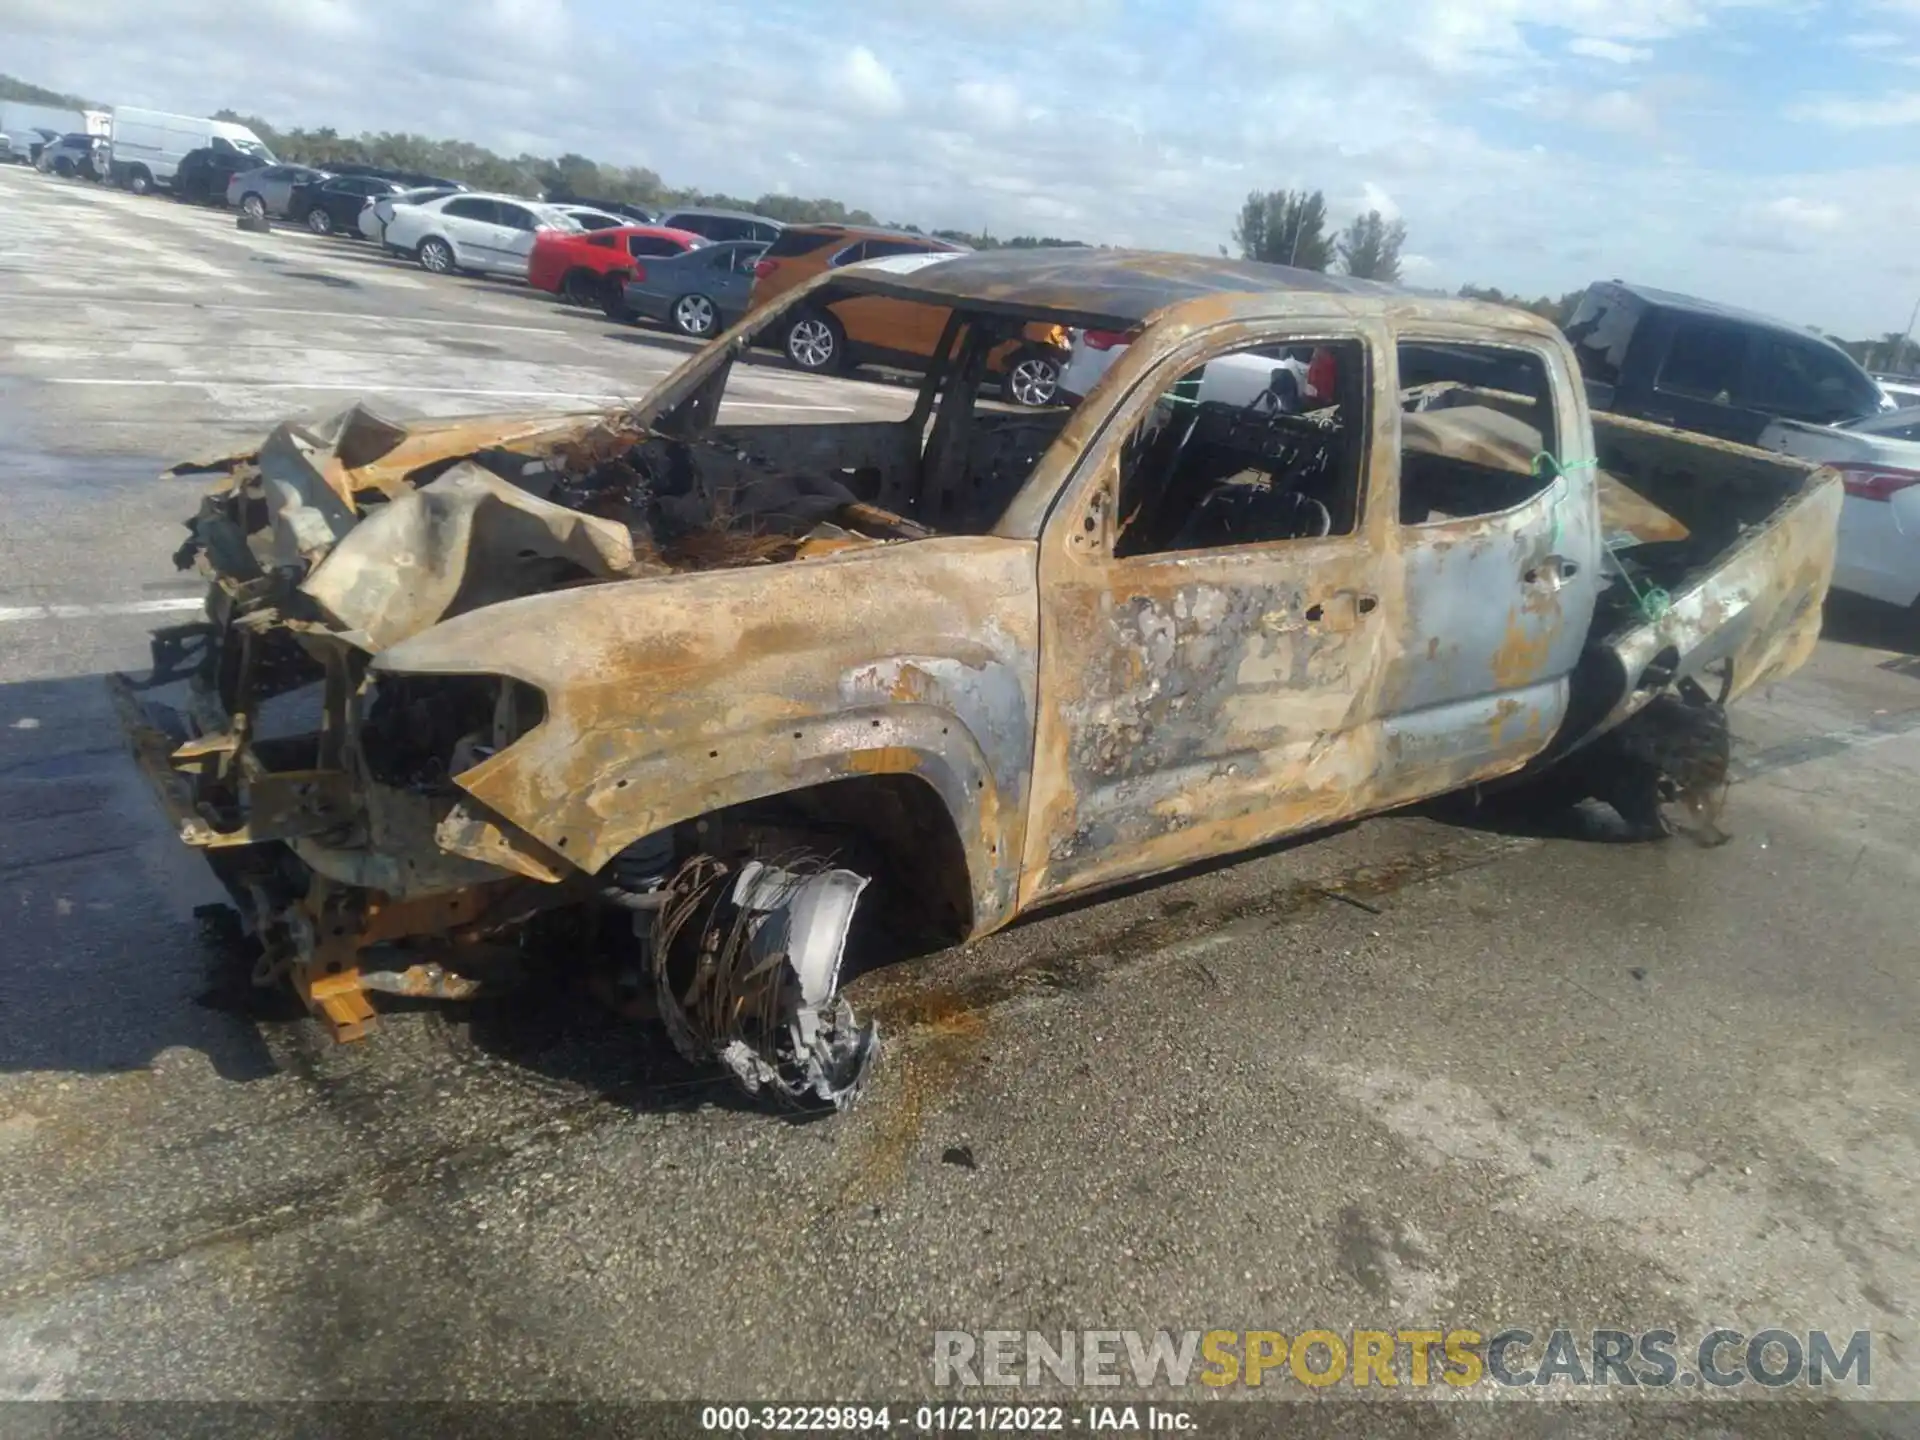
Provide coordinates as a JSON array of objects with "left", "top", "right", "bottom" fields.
[{"left": 0, "top": 167, "right": 1916, "bottom": 1425}]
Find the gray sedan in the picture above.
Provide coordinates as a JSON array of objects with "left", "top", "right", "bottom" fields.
[
  {"left": 226, "top": 164, "right": 331, "bottom": 219},
  {"left": 614, "top": 240, "right": 769, "bottom": 337}
]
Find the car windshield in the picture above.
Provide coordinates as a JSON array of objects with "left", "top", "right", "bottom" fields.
[{"left": 236, "top": 140, "right": 275, "bottom": 162}]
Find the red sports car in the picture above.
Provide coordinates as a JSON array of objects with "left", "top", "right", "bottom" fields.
[{"left": 527, "top": 224, "right": 706, "bottom": 305}]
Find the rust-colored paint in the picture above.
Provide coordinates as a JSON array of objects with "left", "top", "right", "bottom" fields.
[{"left": 1491, "top": 607, "right": 1555, "bottom": 690}]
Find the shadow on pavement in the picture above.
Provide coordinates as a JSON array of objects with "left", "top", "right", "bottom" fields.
[
  {"left": 0, "top": 673, "right": 287, "bottom": 1082},
  {"left": 1417, "top": 786, "right": 1647, "bottom": 845},
  {"left": 0, "top": 671, "right": 814, "bottom": 1117}
]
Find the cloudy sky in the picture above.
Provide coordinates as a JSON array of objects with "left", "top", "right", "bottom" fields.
[{"left": 6, "top": 0, "right": 1920, "bottom": 337}]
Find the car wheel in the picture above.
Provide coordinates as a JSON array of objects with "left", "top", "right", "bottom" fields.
[
  {"left": 53, "top": 158, "right": 73, "bottom": 178},
  {"left": 785, "top": 312, "right": 845, "bottom": 373},
  {"left": 241, "top": 193, "right": 267, "bottom": 220},
  {"left": 1004, "top": 348, "right": 1064, "bottom": 407},
  {"left": 672, "top": 293, "right": 719, "bottom": 338},
  {"left": 126, "top": 168, "right": 152, "bottom": 196},
  {"left": 561, "top": 269, "right": 599, "bottom": 305},
  {"left": 306, "top": 206, "right": 333, "bottom": 235},
  {"left": 417, "top": 237, "right": 455, "bottom": 275}
]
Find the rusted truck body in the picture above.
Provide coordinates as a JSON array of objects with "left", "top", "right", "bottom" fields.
[{"left": 114, "top": 249, "right": 1841, "bottom": 1106}]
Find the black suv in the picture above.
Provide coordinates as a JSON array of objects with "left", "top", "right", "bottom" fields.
[
  {"left": 175, "top": 146, "right": 265, "bottom": 205},
  {"left": 326, "top": 162, "right": 465, "bottom": 189},
  {"left": 1566, "top": 280, "right": 1885, "bottom": 442}
]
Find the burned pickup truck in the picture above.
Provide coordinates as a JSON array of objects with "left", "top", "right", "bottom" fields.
[{"left": 114, "top": 249, "right": 1841, "bottom": 1107}]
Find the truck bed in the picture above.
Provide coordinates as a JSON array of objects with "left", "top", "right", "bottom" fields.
[{"left": 1583, "top": 409, "right": 1840, "bottom": 736}]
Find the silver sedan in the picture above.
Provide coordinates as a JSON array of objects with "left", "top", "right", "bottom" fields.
[{"left": 225, "top": 164, "right": 332, "bottom": 219}]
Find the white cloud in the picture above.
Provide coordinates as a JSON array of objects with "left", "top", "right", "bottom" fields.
[
  {"left": 1841, "top": 29, "right": 1908, "bottom": 49},
  {"left": 1709, "top": 192, "right": 1857, "bottom": 255},
  {"left": 1585, "top": 88, "right": 1662, "bottom": 137},
  {"left": 831, "top": 45, "right": 905, "bottom": 118},
  {"left": 1568, "top": 36, "right": 1653, "bottom": 62},
  {"left": 1209, "top": 0, "right": 1781, "bottom": 82},
  {"left": 1763, "top": 196, "right": 1847, "bottom": 231},
  {"left": 1792, "top": 90, "right": 1920, "bottom": 126},
  {"left": 953, "top": 78, "right": 1023, "bottom": 133},
  {"left": 1357, "top": 181, "right": 1401, "bottom": 221},
  {"left": 2, "top": 0, "right": 1918, "bottom": 337}
]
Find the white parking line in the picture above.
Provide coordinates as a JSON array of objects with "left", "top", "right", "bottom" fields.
[
  {"left": 43, "top": 378, "right": 853, "bottom": 411},
  {"left": 0, "top": 598, "right": 205, "bottom": 625}
]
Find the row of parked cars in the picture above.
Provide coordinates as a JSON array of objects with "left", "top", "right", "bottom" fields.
[
  {"left": 26, "top": 147, "right": 1919, "bottom": 606},
  {"left": 176, "top": 153, "right": 1076, "bottom": 405}
]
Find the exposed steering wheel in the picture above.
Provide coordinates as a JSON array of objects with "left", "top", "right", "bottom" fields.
[{"left": 1274, "top": 491, "right": 1333, "bottom": 540}]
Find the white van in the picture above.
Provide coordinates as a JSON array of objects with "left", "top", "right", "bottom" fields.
[{"left": 108, "top": 108, "right": 273, "bottom": 194}]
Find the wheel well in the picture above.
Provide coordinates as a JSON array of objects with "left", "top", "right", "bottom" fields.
[{"left": 673, "top": 774, "right": 974, "bottom": 951}]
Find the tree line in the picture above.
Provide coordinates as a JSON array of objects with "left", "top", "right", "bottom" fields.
[{"left": 1, "top": 74, "right": 91, "bottom": 108}]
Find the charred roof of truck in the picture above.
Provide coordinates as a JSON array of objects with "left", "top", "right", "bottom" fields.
[{"left": 822, "top": 246, "right": 1434, "bottom": 330}]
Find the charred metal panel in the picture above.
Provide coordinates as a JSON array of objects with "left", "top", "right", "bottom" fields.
[
  {"left": 374, "top": 537, "right": 1041, "bottom": 936},
  {"left": 1385, "top": 348, "right": 1602, "bottom": 790},
  {"left": 1020, "top": 314, "right": 1406, "bottom": 902},
  {"left": 303, "top": 462, "right": 647, "bottom": 651},
  {"left": 1590, "top": 472, "right": 1841, "bottom": 737}
]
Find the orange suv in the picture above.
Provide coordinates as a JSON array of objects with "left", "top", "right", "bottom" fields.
[{"left": 746, "top": 225, "right": 1068, "bottom": 406}]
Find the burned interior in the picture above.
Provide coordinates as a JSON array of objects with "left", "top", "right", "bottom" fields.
[
  {"left": 111, "top": 249, "right": 1843, "bottom": 1112},
  {"left": 1113, "top": 339, "right": 1368, "bottom": 556}
]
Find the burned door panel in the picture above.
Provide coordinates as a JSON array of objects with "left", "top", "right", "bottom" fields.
[
  {"left": 1023, "top": 325, "right": 1403, "bottom": 901},
  {"left": 1381, "top": 345, "right": 1601, "bottom": 796}
]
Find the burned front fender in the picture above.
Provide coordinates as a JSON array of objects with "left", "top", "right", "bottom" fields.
[{"left": 374, "top": 536, "right": 1043, "bottom": 936}]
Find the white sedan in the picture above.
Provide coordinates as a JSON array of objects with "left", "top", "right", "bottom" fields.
[
  {"left": 381, "top": 192, "right": 582, "bottom": 278},
  {"left": 360, "top": 186, "right": 459, "bottom": 242},
  {"left": 1057, "top": 327, "right": 1328, "bottom": 409},
  {"left": 1794, "top": 411, "right": 1920, "bottom": 611}
]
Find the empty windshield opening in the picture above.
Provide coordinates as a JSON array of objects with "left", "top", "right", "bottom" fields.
[{"left": 638, "top": 291, "right": 1071, "bottom": 536}]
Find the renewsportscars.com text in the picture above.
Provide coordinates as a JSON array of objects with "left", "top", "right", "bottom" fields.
[{"left": 932, "top": 1327, "right": 1872, "bottom": 1390}]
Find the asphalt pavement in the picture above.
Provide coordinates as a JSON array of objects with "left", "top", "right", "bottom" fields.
[{"left": 0, "top": 165, "right": 1916, "bottom": 1430}]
